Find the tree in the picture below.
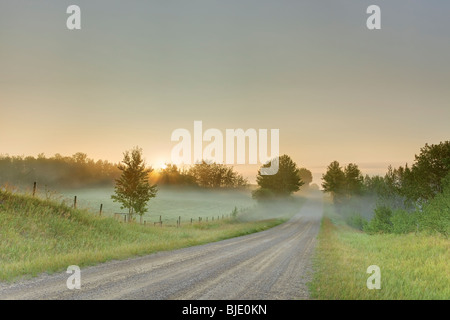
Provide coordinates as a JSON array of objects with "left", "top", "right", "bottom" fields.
[
  {"left": 321, "top": 161, "right": 346, "bottom": 203},
  {"left": 298, "top": 168, "right": 313, "bottom": 187},
  {"left": 323, "top": 162, "right": 365, "bottom": 203},
  {"left": 344, "top": 163, "right": 364, "bottom": 196},
  {"left": 111, "top": 147, "right": 157, "bottom": 222},
  {"left": 187, "top": 161, "right": 248, "bottom": 189},
  {"left": 408, "top": 141, "right": 450, "bottom": 201},
  {"left": 374, "top": 141, "right": 450, "bottom": 203},
  {"left": 253, "top": 154, "right": 304, "bottom": 200}
]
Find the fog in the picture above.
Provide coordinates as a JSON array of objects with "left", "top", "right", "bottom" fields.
[
  {"left": 48, "top": 186, "right": 320, "bottom": 225},
  {"left": 238, "top": 190, "right": 324, "bottom": 222},
  {"left": 329, "top": 194, "right": 378, "bottom": 225},
  {"left": 57, "top": 186, "right": 253, "bottom": 224}
]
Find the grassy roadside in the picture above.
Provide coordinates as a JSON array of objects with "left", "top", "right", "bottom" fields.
[
  {"left": 309, "top": 204, "right": 450, "bottom": 299},
  {"left": 0, "top": 190, "right": 286, "bottom": 282}
]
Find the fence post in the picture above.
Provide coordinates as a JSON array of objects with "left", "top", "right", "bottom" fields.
[
  {"left": 191, "top": 218, "right": 193, "bottom": 224},
  {"left": 73, "top": 196, "right": 77, "bottom": 209},
  {"left": 32, "top": 182, "right": 37, "bottom": 197},
  {"left": 124, "top": 215, "right": 126, "bottom": 222},
  {"left": 99, "top": 204, "right": 103, "bottom": 216}
]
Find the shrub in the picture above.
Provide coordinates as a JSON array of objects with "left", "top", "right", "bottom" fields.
[
  {"left": 364, "top": 205, "right": 393, "bottom": 234},
  {"left": 251, "top": 188, "right": 275, "bottom": 201},
  {"left": 345, "top": 212, "right": 368, "bottom": 231}
]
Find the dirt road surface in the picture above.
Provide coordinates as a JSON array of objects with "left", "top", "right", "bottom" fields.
[{"left": 0, "top": 196, "right": 322, "bottom": 300}]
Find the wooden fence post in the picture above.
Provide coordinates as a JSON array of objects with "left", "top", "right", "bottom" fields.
[
  {"left": 73, "top": 196, "right": 77, "bottom": 209},
  {"left": 99, "top": 204, "right": 103, "bottom": 216},
  {"left": 32, "top": 182, "right": 37, "bottom": 197}
]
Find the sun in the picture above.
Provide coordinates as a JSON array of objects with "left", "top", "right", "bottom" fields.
[{"left": 154, "top": 162, "right": 167, "bottom": 170}]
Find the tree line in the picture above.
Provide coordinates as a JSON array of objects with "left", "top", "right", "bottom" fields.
[
  {"left": 321, "top": 141, "right": 450, "bottom": 236},
  {"left": 154, "top": 162, "right": 248, "bottom": 189},
  {"left": 0, "top": 151, "right": 312, "bottom": 194},
  {"left": 0, "top": 153, "right": 248, "bottom": 190},
  {"left": 0, "top": 153, "right": 121, "bottom": 188}
]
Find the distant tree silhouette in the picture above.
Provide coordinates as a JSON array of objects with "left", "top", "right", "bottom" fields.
[
  {"left": 187, "top": 161, "right": 248, "bottom": 189},
  {"left": 253, "top": 154, "right": 304, "bottom": 200},
  {"left": 322, "top": 161, "right": 364, "bottom": 203},
  {"left": 0, "top": 153, "right": 120, "bottom": 188},
  {"left": 344, "top": 163, "right": 364, "bottom": 196},
  {"left": 298, "top": 168, "right": 313, "bottom": 187},
  {"left": 156, "top": 164, "right": 197, "bottom": 186},
  {"left": 322, "top": 161, "right": 346, "bottom": 203}
]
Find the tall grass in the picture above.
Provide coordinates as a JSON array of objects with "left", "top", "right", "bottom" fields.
[
  {"left": 0, "top": 190, "right": 285, "bottom": 282},
  {"left": 309, "top": 204, "right": 450, "bottom": 299}
]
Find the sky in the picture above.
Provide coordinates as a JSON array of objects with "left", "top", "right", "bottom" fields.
[{"left": 1, "top": 1, "right": 449, "bottom": 184}]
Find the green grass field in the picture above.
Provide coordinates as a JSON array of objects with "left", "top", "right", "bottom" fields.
[
  {"left": 309, "top": 204, "right": 450, "bottom": 299},
  {"left": 0, "top": 190, "right": 287, "bottom": 282}
]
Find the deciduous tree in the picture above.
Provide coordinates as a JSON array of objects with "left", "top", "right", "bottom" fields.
[{"left": 111, "top": 147, "right": 157, "bottom": 222}]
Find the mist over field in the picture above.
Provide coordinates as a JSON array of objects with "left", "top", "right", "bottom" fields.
[
  {"left": 56, "top": 187, "right": 314, "bottom": 225},
  {"left": 53, "top": 186, "right": 311, "bottom": 225}
]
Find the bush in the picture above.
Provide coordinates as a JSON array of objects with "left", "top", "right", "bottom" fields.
[
  {"left": 345, "top": 213, "right": 368, "bottom": 231},
  {"left": 390, "top": 210, "right": 418, "bottom": 234},
  {"left": 251, "top": 188, "right": 276, "bottom": 201},
  {"left": 364, "top": 205, "right": 393, "bottom": 234}
]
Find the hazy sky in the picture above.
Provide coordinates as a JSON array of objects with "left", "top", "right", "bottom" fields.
[{"left": 1, "top": 1, "right": 449, "bottom": 184}]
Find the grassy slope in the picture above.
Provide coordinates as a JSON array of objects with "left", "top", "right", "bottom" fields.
[
  {"left": 309, "top": 205, "right": 450, "bottom": 299},
  {"left": 0, "top": 191, "right": 285, "bottom": 282}
]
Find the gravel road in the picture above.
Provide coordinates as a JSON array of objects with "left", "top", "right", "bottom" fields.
[{"left": 0, "top": 196, "right": 322, "bottom": 300}]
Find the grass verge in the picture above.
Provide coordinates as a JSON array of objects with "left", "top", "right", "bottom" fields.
[
  {"left": 309, "top": 204, "right": 450, "bottom": 299},
  {"left": 0, "top": 190, "right": 285, "bottom": 282}
]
